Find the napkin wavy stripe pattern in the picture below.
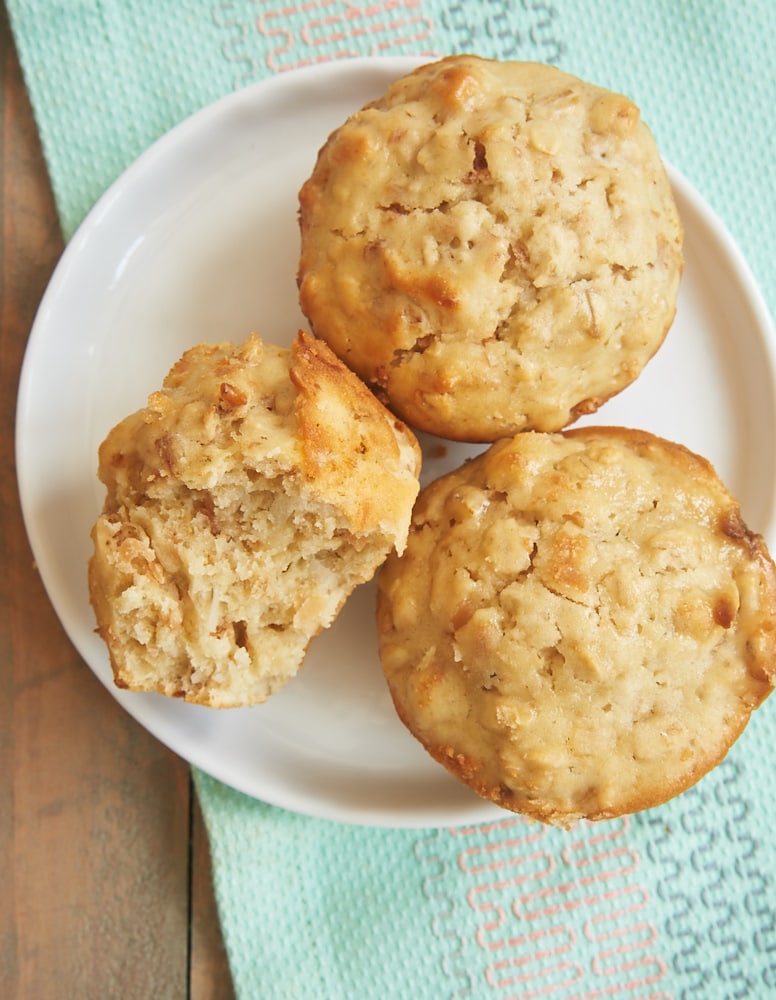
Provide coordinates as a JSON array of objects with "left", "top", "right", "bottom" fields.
[
  {"left": 8, "top": 0, "right": 776, "bottom": 997},
  {"left": 193, "top": 720, "right": 776, "bottom": 998}
]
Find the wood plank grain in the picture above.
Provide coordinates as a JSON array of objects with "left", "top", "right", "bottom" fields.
[
  {"left": 0, "top": 7, "right": 208, "bottom": 996},
  {"left": 190, "top": 797, "right": 237, "bottom": 1000}
]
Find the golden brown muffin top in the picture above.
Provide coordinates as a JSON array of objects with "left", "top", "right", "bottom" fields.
[
  {"left": 299, "top": 55, "right": 683, "bottom": 441},
  {"left": 377, "top": 427, "right": 776, "bottom": 824}
]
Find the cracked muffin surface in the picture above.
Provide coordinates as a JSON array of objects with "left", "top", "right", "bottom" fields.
[
  {"left": 297, "top": 55, "right": 683, "bottom": 442},
  {"left": 376, "top": 427, "right": 776, "bottom": 824}
]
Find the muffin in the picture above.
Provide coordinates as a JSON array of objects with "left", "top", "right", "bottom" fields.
[
  {"left": 89, "top": 330, "right": 420, "bottom": 708},
  {"left": 298, "top": 55, "right": 683, "bottom": 442},
  {"left": 376, "top": 427, "right": 776, "bottom": 825}
]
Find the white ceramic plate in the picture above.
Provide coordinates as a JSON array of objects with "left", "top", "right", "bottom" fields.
[{"left": 16, "top": 57, "right": 776, "bottom": 828}]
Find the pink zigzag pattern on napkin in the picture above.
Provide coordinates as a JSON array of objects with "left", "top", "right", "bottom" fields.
[
  {"left": 445, "top": 816, "right": 670, "bottom": 999},
  {"left": 254, "top": 0, "right": 435, "bottom": 72},
  {"left": 211, "top": 0, "right": 565, "bottom": 92}
]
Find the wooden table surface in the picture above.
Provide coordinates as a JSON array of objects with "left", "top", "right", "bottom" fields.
[{"left": 1, "top": 7, "right": 235, "bottom": 997}]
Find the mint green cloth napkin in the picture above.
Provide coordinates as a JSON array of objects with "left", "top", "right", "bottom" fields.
[{"left": 9, "top": 1, "right": 776, "bottom": 996}]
